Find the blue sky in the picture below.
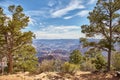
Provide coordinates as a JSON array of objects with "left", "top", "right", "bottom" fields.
[{"left": 0, "top": 0, "right": 97, "bottom": 39}]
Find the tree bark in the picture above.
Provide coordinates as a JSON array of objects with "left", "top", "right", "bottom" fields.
[
  {"left": 107, "top": 49, "right": 111, "bottom": 71},
  {"left": 8, "top": 51, "right": 13, "bottom": 73},
  {"left": 107, "top": 0, "right": 112, "bottom": 71},
  {"left": 5, "top": 33, "right": 13, "bottom": 73}
]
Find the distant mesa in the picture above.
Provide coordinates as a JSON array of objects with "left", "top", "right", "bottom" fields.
[{"left": 33, "top": 39, "right": 120, "bottom": 62}]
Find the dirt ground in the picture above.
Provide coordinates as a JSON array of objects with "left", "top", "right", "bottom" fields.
[{"left": 0, "top": 71, "right": 119, "bottom": 80}]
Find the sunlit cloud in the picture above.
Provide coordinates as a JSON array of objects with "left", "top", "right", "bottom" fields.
[
  {"left": 48, "top": 0, "right": 56, "bottom": 7},
  {"left": 51, "top": 0, "right": 85, "bottom": 18},
  {"left": 64, "top": 16, "right": 73, "bottom": 19},
  {"left": 63, "top": 10, "right": 90, "bottom": 19},
  {"left": 34, "top": 25, "right": 85, "bottom": 39},
  {"left": 76, "top": 10, "right": 90, "bottom": 17},
  {"left": 87, "top": 0, "right": 97, "bottom": 4},
  {"left": 35, "top": 31, "right": 85, "bottom": 39},
  {"left": 29, "top": 17, "right": 38, "bottom": 26},
  {"left": 40, "top": 25, "right": 80, "bottom": 33}
]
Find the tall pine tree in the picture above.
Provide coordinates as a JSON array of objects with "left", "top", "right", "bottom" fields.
[
  {"left": 80, "top": 0, "right": 120, "bottom": 71},
  {"left": 0, "top": 5, "right": 37, "bottom": 73}
]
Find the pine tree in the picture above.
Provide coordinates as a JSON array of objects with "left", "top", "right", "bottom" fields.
[
  {"left": 0, "top": 5, "right": 37, "bottom": 73},
  {"left": 0, "top": 7, "right": 7, "bottom": 58},
  {"left": 80, "top": 0, "right": 120, "bottom": 71}
]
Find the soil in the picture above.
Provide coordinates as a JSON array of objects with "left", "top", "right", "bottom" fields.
[{"left": 0, "top": 71, "right": 119, "bottom": 80}]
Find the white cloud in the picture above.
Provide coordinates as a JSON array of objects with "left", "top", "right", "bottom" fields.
[
  {"left": 0, "top": 1, "right": 15, "bottom": 8},
  {"left": 64, "top": 16, "right": 73, "bottom": 19},
  {"left": 63, "top": 10, "right": 90, "bottom": 20},
  {"left": 35, "top": 31, "right": 85, "bottom": 39},
  {"left": 51, "top": 0, "right": 85, "bottom": 18},
  {"left": 48, "top": 0, "right": 56, "bottom": 7},
  {"left": 25, "top": 10, "right": 45, "bottom": 17},
  {"left": 29, "top": 17, "right": 37, "bottom": 26},
  {"left": 34, "top": 25, "right": 85, "bottom": 39},
  {"left": 40, "top": 25, "right": 80, "bottom": 33},
  {"left": 26, "top": 10, "right": 49, "bottom": 26},
  {"left": 76, "top": 10, "right": 90, "bottom": 17},
  {"left": 88, "top": 0, "right": 97, "bottom": 4},
  {"left": 34, "top": 25, "right": 101, "bottom": 39}
]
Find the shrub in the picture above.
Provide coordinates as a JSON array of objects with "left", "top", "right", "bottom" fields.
[
  {"left": 92, "top": 53, "right": 107, "bottom": 71},
  {"left": 36, "top": 59, "right": 63, "bottom": 73},
  {"left": 53, "top": 59, "right": 63, "bottom": 72},
  {"left": 69, "top": 50, "right": 83, "bottom": 65},
  {"left": 82, "top": 49, "right": 107, "bottom": 71},
  {"left": 36, "top": 60, "right": 55, "bottom": 73},
  {"left": 81, "top": 58, "right": 96, "bottom": 71},
  {"left": 112, "top": 52, "right": 120, "bottom": 71},
  {"left": 61, "top": 62, "right": 79, "bottom": 74}
]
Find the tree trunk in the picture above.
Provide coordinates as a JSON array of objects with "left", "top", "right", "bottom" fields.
[
  {"left": 107, "top": 0, "right": 112, "bottom": 71},
  {"left": 0, "top": 57, "right": 3, "bottom": 75},
  {"left": 107, "top": 49, "right": 111, "bottom": 71},
  {"left": 4, "top": 33, "right": 13, "bottom": 73},
  {"left": 1, "top": 58, "right": 4, "bottom": 75},
  {"left": 8, "top": 51, "right": 13, "bottom": 73}
]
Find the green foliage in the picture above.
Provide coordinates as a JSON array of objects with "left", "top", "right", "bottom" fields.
[
  {"left": 81, "top": 49, "right": 106, "bottom": 71},
  {"left": 92, "top": 53, "right": 106, "bottom": 71},
  {"left": 0, "top": 5, "right": 36, "bottom": 73},
  {"left": 80, "top": 0, "right": 120, "bottom": 71},
  {"left": 14, "top": 45, "right": 38, "bottom": 72},
  {"left": 112, "top": 52, "right": 120, "bottom": 71},
  {"left": 61, "top": 62, "right": 80, "bottom": 74},
  {"left": 69, "top": 50, "right": 82, "bottom": 65}
]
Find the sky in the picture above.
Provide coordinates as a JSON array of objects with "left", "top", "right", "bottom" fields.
[{"left": 0, "top": 0, "right": 97, "bottom": 39}]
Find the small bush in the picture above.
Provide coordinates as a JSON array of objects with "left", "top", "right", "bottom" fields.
[
  {"left": 53, "top": 59, "right": 63, "bottom": 72},
  {"left": 36, "top": 59, "right": 63, "bottom": 74},
  {"left": 61, "top": 62, "right": 79, "bottom": 74},
  {"left": 69, "top": 50, "right": 83, "bottom": 65},
  {"left": 80, "top": 59, "right": 96, "bottom": 71},
  {"left": 81, "top": 50, "right": 107, "bottom": 71},
  {"left": 112, "top": 52, "right": 120, "bottom": 71},
  {"left": 36, "top": 60, "right": 55, "bottom": 73},
  {"left": 92, "top": 53, "right": 107, "bottom": 71}
]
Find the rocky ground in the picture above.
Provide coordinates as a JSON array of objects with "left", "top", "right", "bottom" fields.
[{"left": 0, "top": 71, "right": 119, "bottom": 80}]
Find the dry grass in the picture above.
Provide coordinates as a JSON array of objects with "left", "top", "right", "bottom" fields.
[{"left": 0, "top": 71, "right": 119, "bottom": 80}]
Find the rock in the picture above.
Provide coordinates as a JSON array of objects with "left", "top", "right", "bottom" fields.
[
  {"left": 105, "top": 74, "right": 112, "bottom": 78},
  {"left": 24, "top": 72, "right": 30, "bottom": 75},
  {"left": 116, "top": 71, "right": 120, "bottom": 77}
]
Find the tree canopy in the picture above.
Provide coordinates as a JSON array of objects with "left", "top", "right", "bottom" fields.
[
  {"left": 80, "top": 0, "right": 120, "bottom": 71},
  {"left": 0, "top": 5, "right": 37, "bottom": 73}
]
